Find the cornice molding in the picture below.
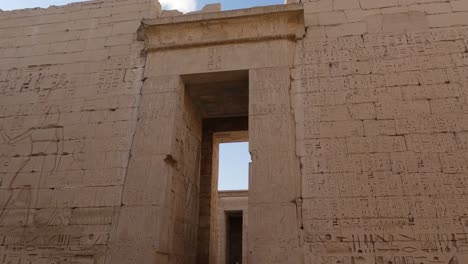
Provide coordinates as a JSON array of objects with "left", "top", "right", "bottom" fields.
[{"left": 138, "top": 4, "right": 305, "bottom": 52}]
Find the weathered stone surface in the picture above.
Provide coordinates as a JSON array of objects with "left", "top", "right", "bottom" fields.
[
  {"left": 0, "top": 0, "right": 160, "bottom": 263},
  {"left": 1, "top": 0, "right": 468, "bottom": 263}
]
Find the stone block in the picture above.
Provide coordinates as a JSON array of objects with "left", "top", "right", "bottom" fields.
[
  {"left": 381, "top": 6, "right": 410, "bottom": 14},
  {"left": 305, "top": 120, "right": 365, "bottom": 139},
  {"left": 334, "top": 0, "right": 360, "bottom": 10},
  {"left": 386, "top": 40, "right": 466, "bottom": 58},
  {"left": 361, "top": 0, "right": 399, "bottom": 9},
  {"left": 452, "top": 0, "right": 468, "bottom": 11},
  {"left": 347, "top": 74, "right": 386, "bottom": 89},
  {"left": 348, "top": 103, "right": 376, "bottom": 120},
  {"left": 456, "top": 132, "right": 468, "bottom": 150},
  {"left": 326, "top": 22, "right": 368, "bottom": 37},
  {"left": 304, "top": 0, "right": 333, "bottom": 14},
  {"left": 375, "top": 196, "right": 411, "bottom": 218},
  {"left": 405, "top": 133, "right": 458, "bottom": 153},
  {"left": 364, "top": 119, "right": 397, "bottom": 136},
  {"left": 304, "top": 13, "right": 319, "bottom": 26},
  {"left": 406, "top": 26, "right": 468, "bottom": 43},
  {"left": 122, "top": 155, "right": 173, "bottom": 206},
  {"left": 249, "top": 150, "right": 300, "bottom": 203},
  {"left": 395, "top": 115, "right": 465, "bottom": 134},
  {"left": 390, "top": 152, "right": 441, "bottom": 172},
  {"left": 427, "top": 12, "right": 468, "bottom": 28},
  {"left": 111, "top": 20, "right": 141, "bottom": 35},
  {"left": 364, "top": 32, "right": 408, "bottom": 46},
  {"left": 36, "top": 186, "right": 122, "bottom": 208},
  {"left": 371, "top": 55, "right": 454, "bottom": 74},
  {"left": 131, "top": 117, "right": 176, "bottom": 156},
  {"left": 380, "top": 12, "right": 429, "bottom": 33},
  {"left": 308, "top": 105, "right": 351, "bottom": 121},
  {"left": 430, "top": 97, "right": 463, "bottom": 114},
  {"left": 250, "top": 114, "right": 296, "bottom": 152},
  {"left": 249, "top": 66, "right": 291, "bottom": 116},
  {"left": 330, "top": 61, "right": 372, "bottom": 76},
  {"left": 318, "top": 11, "right": 347, "bottom": 25},
  {"left": 142, "top": 76, "right": 181, "bottom": 95},
  {"left": 146, "top": 40, "right": 293, "bottom": 77},
  {"left": 302, "top": 173, "right": 343, "bottom": 198},
  {"left": 402, "top": 83, "right": 462, "bottom": 100},
  {"left": 446, "top": 66, "right": 468, "bottom": 83},
  {"left": 452, "top": 53, "right": 468, "bottom": 66},
  {"left": 356, "top": 152, "right": 392, "bottom": 171},
  {"left": 408, "top": 2, "right": 452, "bottom": 14},
  {"left": 107, "top": 206, "right": 173, "bottom": 263},
  {"left": 302, "top": 153, "right": 363, "bottom": 173},
  {"left": 27, "top": 208, "right": 72, "bottom": 226},
  {"left": 385, "top": 69, "right": 449, "bottom": 87},
  {"left": 347, "top": 103, "right": 376, "bottom": 120},
  {"left": 375, "top": 100, "right": 431, "bottom": 119},
  {"left": 440, "top": 152, "right": 468, "bottom": 173},
  {"left": 292, "top": 76, "right": 348, "bottom": 93},
  {"left": 291, "top": 63, "right": 331, "bottom": 79},
  {"left": 300, "top": 138, "right": 348, "bottom": 157},
  {"left": 345, "top": 8, "right": 381, "bottom": 23},
  {"left": 248, "top": 204, "right": 301, "bottom": 264},
  {"left": 346, "top": 136, "right": 406, "bottom": 153}
]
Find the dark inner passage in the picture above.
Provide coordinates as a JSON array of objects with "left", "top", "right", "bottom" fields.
[
  {"left": 226, "top": 212, "right": 243, "bottom": 264},
  {"left": 182, "top": 70, "right": 248, "bottom": 118},
  {"left": 183, "top": 70, "right": 249, "bottom": 264}
]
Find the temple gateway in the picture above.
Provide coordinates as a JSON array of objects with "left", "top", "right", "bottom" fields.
[{"left": 0, "top": 0, "right": 467, "bottom": 263}]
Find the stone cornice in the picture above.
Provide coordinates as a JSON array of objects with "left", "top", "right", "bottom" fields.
[{"left": 138, "top": 4, "right": 305, "bottom": 52}]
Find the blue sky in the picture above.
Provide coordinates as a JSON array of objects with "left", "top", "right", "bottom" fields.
[
  {"left": 0, "top": 0, "right": 284, "bottom": 12},
  {"left": 218, "top": 142, "right": 250, "bottom": 191},
  {"left": 198, "top": 0, "right": 284, "bottom": 10}
]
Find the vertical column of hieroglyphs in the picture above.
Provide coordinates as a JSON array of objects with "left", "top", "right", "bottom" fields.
[
  {"left": 0, "top": 0, "right": 159, "bottom": 263},
  {"left": 293, "top": 0, "right": 468, "bottom": 263},
  {"left": 249, "top": 66, "right": 303, "bottom": 263}
]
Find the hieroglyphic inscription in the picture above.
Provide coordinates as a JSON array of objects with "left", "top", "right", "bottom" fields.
[
  {"left": 207, "top": 47, "right": 222, "bottom": 71},
  {"left": 305, "top": 232, "right": 468, "bottom": 264},
  {"left": 97, "top": 57, "right": 128, "bottom": 95},
  {"left": 0, "top": 66, "right": 70, "bottom": 98}
]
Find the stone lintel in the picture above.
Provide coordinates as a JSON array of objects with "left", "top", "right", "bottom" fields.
[
  {"left": 218, "top": 190, "right": 249, "bottom": 198},
  {"left": 139, "top": 4, "right": 305, "bottom": 51}
]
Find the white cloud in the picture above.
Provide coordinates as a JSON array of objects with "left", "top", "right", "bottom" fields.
[{"left": 159, "top": 0, "right": 197, "bottom": 13}]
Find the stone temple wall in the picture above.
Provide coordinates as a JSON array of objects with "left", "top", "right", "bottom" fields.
[
  {"left": 1, "top": 0, "right": 468, "bottom": 263},
  {"left": 292, "top": 0, "right": 468, "bottom": 263},
  {"left": 0, "top": 0, "right": 160, "bottom": 263}
]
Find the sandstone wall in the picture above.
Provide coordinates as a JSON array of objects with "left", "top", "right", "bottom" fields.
[
  {"left": 291, "top": 0, "right": 468, "bottom": 263},
  {"left": 0, "top": 0, "right": 160, "bottom": 263},
  {"left": 2, "top": 0, "right": 468, "bottom": 263}
]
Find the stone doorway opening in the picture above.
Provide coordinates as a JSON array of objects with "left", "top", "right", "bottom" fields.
[
  {"left": 182, "top": 70, "right": 249, "bottom": 264},
  {"left": 226, "top": 211, "right": 243, "bottom": 264},
  {"left": 214, "top": 133, "right": 249, "bottom": 264}
]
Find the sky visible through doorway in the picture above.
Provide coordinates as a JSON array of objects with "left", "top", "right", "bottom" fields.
[
  {"left": 0, "top": 0, "right": 284, "bottom": 12},
  {"left": 218, "top": 142, "right": 251, "bottom": 191}
]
